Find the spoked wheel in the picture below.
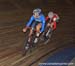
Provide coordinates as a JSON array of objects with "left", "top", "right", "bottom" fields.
[
  {"left": 23, "top": 36, "right": 30, "bottom": 56},
  {"left": 23, "top": 41, "right": 33, "bottom": 56},
  {"left": 23, "top": 32, "right": 36, "bottom": 56}
]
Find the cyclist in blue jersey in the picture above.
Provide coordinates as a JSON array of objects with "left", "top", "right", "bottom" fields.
[{"left": 23, "top": 8, "right": 46, "bottom": 43}]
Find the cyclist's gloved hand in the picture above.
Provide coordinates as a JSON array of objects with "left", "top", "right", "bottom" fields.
[
  {"left": 23, "top": 28, "right": 26, "bottom": 32},
  {"left": 23, "top": 27, "right": 28, "bottom": 32}
]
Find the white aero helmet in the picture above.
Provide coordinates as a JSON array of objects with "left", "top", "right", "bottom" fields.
[
  {"left": 48, "top": 12, "right": 54, "bottom": 18},
  {"left": 33, "top": 8, "right": 41, "bottom": 14}
]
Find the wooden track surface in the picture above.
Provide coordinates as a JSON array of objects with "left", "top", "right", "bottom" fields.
[{"left": 0, "top": 1, "right": 74, "bottom": 66}]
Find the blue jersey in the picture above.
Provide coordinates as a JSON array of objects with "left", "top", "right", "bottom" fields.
[{"left": 26, "top": 14, "right": 45, "bottom": 32}]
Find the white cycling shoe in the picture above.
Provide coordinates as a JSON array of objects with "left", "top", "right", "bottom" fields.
[{"left": 34, "top": 38, "right": 38, "bottom": 43}]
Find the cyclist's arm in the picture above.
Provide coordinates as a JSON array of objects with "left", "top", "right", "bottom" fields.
[
  {"left": 40, "top": 17, "right": 45, "bottom": 32},
  {"left": 26, "top": 16, "right": 34, "bottom": 27}
]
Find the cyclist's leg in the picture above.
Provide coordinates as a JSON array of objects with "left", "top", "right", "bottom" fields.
[
  {"left": 28, "top": 29, "right": 33, "bottom": 42},
  {"left": 44, "top": 22, "right": 50, "bottom": 36},
  {"left": 34, "top": 23, "right": 42, "bottom": 43},
  {"left": 44, "top": 22, "right": 52, "bottom": 40},
  {"left": 28, "top": 22, "right": 36, "bottom": 43},
  {"left": 36, "top": 23, "right": 42, "bottom": 36},
  {"left": 45, "top": 22, "right": 51, "bottom": 33}
]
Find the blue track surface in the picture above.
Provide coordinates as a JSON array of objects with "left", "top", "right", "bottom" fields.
[{"left": 39, "top": 47, "right": 75, "bottom": 66}]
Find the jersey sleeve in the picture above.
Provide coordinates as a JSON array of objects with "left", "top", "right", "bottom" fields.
[
  {"left": 26, "top": 16, "right": 34, "bottom": 27},
  {"left": 40, "top": 16, "right": 45, "bottom": 32}
]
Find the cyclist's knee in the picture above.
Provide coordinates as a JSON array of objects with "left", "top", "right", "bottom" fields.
[{"left": 36, "top": 23, "right": 41, "bottom": 32}]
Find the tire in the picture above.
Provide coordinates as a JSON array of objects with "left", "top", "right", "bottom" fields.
[
  {"left": 23, "top": 36, "right": 29, "bottom": 56},
  {"left": 23, "top": 32, "right": 36, "bottom": 56}
]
